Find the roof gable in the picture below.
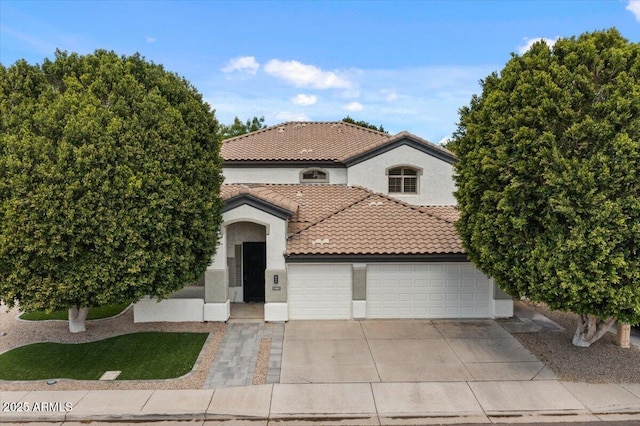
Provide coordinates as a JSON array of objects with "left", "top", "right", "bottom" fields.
[
  {"left": 221, "top": 122, "right": 457, "bottom": 166},
  {"left": 221, "top": 185, "right": 298, "bottom": 219},
  {"left": 343, "top": 132, "right": 457, "bottom": 166}
]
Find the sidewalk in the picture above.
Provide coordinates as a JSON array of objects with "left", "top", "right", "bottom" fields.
[{"left": 3, "top": 380, "right": 640, "bottom": 424}]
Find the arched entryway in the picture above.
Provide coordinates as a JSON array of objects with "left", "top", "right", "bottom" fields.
[
  {"left": 204, "top": 200, "right": 290, "bottom": 322},
  {"left": 226, "top": 221, "right": 267, "bottom": 304}
]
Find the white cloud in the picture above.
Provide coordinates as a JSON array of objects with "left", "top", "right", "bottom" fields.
[
  {"left": 146, "top": 37, "right": 156, "bottom": 43},
  {"left": 291, "top": 94, "right": 317, "bottom": 106},
  {"left": 344, "top": 101, "right": 363, "bottom": 112},
  {"left": 275, "top": 111, "right": 310, "bottom": 121},
  {"left": 517, "top": 37, "right": 558, "bottom": 54},
  {"left": 264, "top": 59, "right": 352, "bottom": 89},
  {"left": 205, "top": 64, "right": 494, "bottom": 143},
  {"left": 627, "top": 0, "right": 640, "bottom": 21},
  {"left": 222, "top": 56, "right": 260, "bottom": 75}
]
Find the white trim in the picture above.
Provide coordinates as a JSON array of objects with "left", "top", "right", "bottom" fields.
[
  {"left": 353, "top": 301, "right": 367, "bottom": 319},
  {"left": 133, "top": 298, "right": 204, "bottom": 322},
  {"left": 492, "top": 299, "right": 513, "bottom": 318},
  {"left": 204, "top": 300, "right": 231, "bottom": 321},
  {"left": 265, "top": 302, "right": 288, "bottom": 321}
]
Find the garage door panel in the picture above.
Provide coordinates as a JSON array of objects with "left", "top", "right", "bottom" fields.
[
  {"left": 367, "top": 263, "right": 492, "bottom": 319},
  {"left": 288, "top": 264, "right": 352, "bottom": 320}
]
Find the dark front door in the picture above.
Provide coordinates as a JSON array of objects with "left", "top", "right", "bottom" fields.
[{"left": 242, "top": 242, "right": 266, "bottom": 302}]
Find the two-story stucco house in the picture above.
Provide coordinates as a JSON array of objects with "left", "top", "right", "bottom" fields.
[{"left": 134, "top": 121, "right": 513, "bottom": 322}]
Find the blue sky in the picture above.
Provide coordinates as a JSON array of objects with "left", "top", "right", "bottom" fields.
[{"left": 1, "top": 1, "right": 639, "bottom": 143}]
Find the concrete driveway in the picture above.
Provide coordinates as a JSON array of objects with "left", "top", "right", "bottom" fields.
[{"left": 281, "top": 319, "right": 555, "bottom": 383}]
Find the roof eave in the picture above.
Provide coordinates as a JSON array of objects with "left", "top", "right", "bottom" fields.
[
  {"left": 343, "top": 135, "right": 458, "bottom": 167},
  {"left": 284, "top": 253, "right": 468, "bottom": 263},
  {"left": 222, "top": 194, "right": 294, "bottom": 220},
  {"left": 223, "top": 160, "right": 345, "bottom": 167}
]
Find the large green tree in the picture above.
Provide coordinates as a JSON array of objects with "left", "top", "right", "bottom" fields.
[
  {"left": 450, "top": 29, "right": 640, "bottom": 347},
  {"left": 0, "top": 50, "right": 223, "bottom": 332},
  {"left": 342, "top": 116, "right": 388, "bottom": 133},
  {"left": 217, "top": 116, "right": 267, "bottom": 140}
]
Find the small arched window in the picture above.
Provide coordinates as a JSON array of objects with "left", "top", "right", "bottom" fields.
[
  {"left": 387, "top": 167, "right": 419, "bottom": 194},
  {"left": 300, "top": 168, "right": 329, "bottom": 183}
]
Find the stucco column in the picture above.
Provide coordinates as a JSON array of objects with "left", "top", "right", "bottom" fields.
[
  {"left": 492, "top": 280, "right": 513, "bottom": 318},
  {"left": 205, "top": 227, "right": 228, "bottom": 303},
  {"left": 352, "top": 263, "right": 367, "bottom": 319},
  {"left": 265, "top": 219, "right": 288, "bottom": 321},
  {"left": 204, "top": 226, "right": 230, "bottom": 321}
]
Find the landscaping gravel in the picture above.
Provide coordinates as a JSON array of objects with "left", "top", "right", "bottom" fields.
[
  {"left": 252, "top": 337, "right": 271, "bottom": 385},
  {"left": 511, "top": 302, "right": 640, "bottom": 383},
  {"left": 0, "top": 303, "right": 225, "bottom": 391}
]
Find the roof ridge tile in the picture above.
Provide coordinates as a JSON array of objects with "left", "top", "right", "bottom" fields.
[{"left": 419, "top": 205, "right": 460, "bottom": 223}]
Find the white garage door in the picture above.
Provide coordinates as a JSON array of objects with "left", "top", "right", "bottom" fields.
[
  {"left": 288, "top": 264, "right": 352, "bottom": 320},
  {"left": 367, "top": 263, "right": 492, "bottom": 319}
]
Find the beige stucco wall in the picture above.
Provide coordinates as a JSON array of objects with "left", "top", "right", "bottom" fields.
[
  {"left": 206, "top": 204, "right": 288, "bottom": 308},
  {"left": 223, "top": 166, "right": 348, "bottom": 184},
  {"left": 226, "top": 222, "right": 266, "bottom": 258},
  {"left": 220, "top": 205, "right": 287, "bottom": 270},
  {"left": 347, "top": 145, "right": 457, "bottom": 206}
]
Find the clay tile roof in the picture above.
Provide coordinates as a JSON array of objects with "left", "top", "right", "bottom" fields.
[
  {"left": 221, "top": 122, "right": 393, "bottom": 162},
  {"left": 419, "top": 205, "right": 460, "bottom": 223},
  {"left": 286, "top": 192, "right": 463, "bottom": 256},
  {"left": 220, "top": 184, "right": 463, "bottom": 256},
  {"left": 221, "top": 184, "right": 299, "bottom": 214}
]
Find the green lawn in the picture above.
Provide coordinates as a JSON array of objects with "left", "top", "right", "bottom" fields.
[
  {"left": 0, "top": 332, "right": 208, "bottom": 380},
  {"left": 19, "top": 302, "right": 131, "bottom": 321}
]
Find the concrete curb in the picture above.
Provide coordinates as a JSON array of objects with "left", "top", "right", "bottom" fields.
[{"left": 4, "top": 381, "right": 640, "bottom": 425}]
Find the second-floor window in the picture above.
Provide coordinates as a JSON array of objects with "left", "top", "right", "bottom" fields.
[
  {"left": 388, "top": 167, "right": 418, "bottom": 194},
  {"left": 300, "top": 168, "right": 329, "bottom": 183}
]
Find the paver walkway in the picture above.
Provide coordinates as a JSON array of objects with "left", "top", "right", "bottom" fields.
[{"left": 203, "top": 321, "right": 284, "bottom": 388}]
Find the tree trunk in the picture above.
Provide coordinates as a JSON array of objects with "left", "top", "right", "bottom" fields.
[
  {"left": 68, "top": 306, "right": 89, "bottom": 333},
  {"left": 572, "top": 314, "right": 616, "bottom": 347}
]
